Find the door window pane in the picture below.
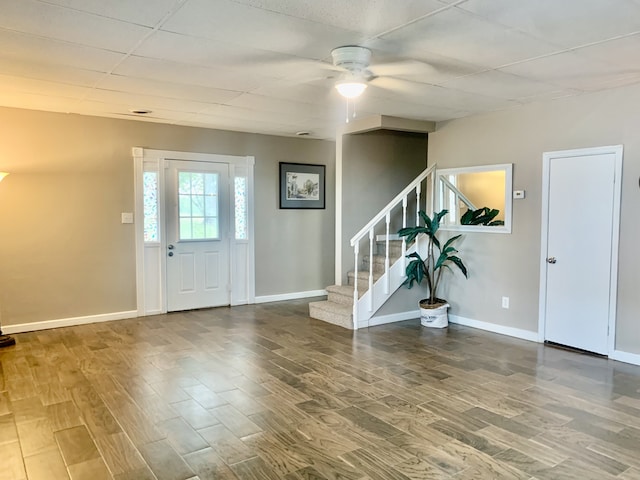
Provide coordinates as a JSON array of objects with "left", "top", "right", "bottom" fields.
[{"left": 178, "top": 171, "right": 219, "bottom": 240}]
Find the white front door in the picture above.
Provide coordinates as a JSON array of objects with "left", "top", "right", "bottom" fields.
[
  {"left": 541, "top": 146, "right": 622, "bottom": 355},
  {"left": 165, "top": 160, "right": 230, "bottom": 311}
]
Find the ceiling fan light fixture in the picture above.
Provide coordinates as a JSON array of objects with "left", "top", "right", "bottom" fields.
[{"left": 335, "top": 80, "right": 367, "bottom": 99}]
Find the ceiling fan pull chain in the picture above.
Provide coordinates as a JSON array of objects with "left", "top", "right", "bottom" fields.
[{"left": 345, "top": 99, "right": 350, "bottom": 123}]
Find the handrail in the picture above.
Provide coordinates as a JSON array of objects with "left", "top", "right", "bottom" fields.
[
  {"left": 439, "top": 176, "right": 477, "bottom": 210},
  {"left": 350, "top": 164, "right": 436, "bottom": 247}
]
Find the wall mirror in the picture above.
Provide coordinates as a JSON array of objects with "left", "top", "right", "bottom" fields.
[{"left": 436, "top": 163, "right": 513, "bottom": 233}]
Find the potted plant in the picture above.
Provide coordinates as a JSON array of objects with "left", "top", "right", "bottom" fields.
[
  {"left": 398, "top": 209, "right": 468, "bottom": 328},
  {"left": 460, "top": 206, "right": 504, "bottom": 226}
]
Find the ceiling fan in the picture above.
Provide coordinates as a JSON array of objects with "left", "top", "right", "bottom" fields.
[
  {"left": 328, "top": 45, "right": 443, "bottom": 100},
  {"left": 330, "top": 45, "right": 374, "bottom": 99}
]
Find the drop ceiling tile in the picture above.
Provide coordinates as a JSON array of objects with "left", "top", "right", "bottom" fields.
[
  {"left": 0, "top": 74, "right": 92, "bottom": 98},
  {"left": 249, "top": 80, "right": 333, "bottom": 105},
  {"left": 381, "top": 8, "right": 560, "bottom": 69},
  {"left": 40, "top": 0, "right": 184, "bottom": 27},
  {"left": 84, "top": 89, "right": 216, "bottom": 114},
  {"left": 135, "top": 31, "right": 265, "bottom": 67},
  {"left": 198, "top": 104, "right": 292, "bottom": 124},
  {"left": 0, "top": 91, "right": 82, "bottom": 113},
  {"left": 182, "top": 110, "right": 310, "bottom": 137},
  {"left": 0, "top": 0, "right": 153, "bottom": 52},
  {"left": 500, "top": 51, "right": 636, "bottom": 91},
  {"left": 458, "top": 0, "right": 640, "bottom": 49},
  {"left": 0, "top": 29, "right": 125, "bottom": 72},
  {"left": 0, "top": 57, "right": 106, "bottom": 86},
  {"left": 113, "top": 56, "right": 277, "bottom": 92},
  {"left": 76, "top": 100, "right": 193, "bottom": 122},
  {"left": 98, "top": 75, "right": 243, "bottom": 104},
  {"left": 364, "top": 41, "right": 487, "bottom": 84},
  {"left": 161, "top": 0, "right": 363, "bottom": 59},
  {"left": 228, "top": 93, "right": 339, "bottom": 120},
  {"left": 136, "top": 31, "right": 332, "bottom": 80},
  {"left": 226, "top": 0, "right": 448, "bottom": 36},
  {"left": 439, "top": 70, "right": 571, "bottom": 101},
  {"left": 368, "top": 79, "right": 516, "bottom": 112},
  {"left": 575, "top": 33, "right": 640, "bottom": 70}
]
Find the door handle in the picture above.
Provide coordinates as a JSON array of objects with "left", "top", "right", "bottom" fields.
[
  {"left": 547, "top": 257, "right": 557, "bottom": 264},
  {"left": 168, "top": 251, "right": 174, "bottom": 257},
  {"left": 168, "top": 244, "right": 174, "bottom": 250}
]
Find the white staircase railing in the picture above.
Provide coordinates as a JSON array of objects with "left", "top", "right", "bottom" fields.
[{"left": 349, "top": 165, "right": 436, "bottom": 329}]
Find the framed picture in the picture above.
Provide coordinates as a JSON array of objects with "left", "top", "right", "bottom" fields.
[{"left": 279, "top": 162, "right": 326, "bottom": 209}]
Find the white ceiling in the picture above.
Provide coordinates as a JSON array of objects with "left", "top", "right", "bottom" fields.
[{"left": 2, "top": 0, "right": 640, "bottom": 139}]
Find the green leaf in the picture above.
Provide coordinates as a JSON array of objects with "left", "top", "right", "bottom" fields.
[
  {"left": 449, "top": 256, "right": 468, "bottom": 278},
  {"left": 442, "top": 234, "right": 462, "bottom": 251},
  {"left": 398, "top": 226, "right": 427, "bottom": 244},
  {"left": 434, "top": 252, "right": 449, "bottom": 270},
  {"left": 460, "top": 206, "right": 501, "bottom": 225}
]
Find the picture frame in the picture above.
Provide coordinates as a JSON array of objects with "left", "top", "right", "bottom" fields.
[{"left": 279, "top": 162, "right": 326, "bottom": 209}]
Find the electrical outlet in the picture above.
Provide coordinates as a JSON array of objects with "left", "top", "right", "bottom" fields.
[{"left": 501, "top": 296, "right": 510, "bottom": 309}]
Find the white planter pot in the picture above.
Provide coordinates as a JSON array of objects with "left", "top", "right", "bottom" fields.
[{"left": 419, "top": 301, "right": 449, "bottom": 328}]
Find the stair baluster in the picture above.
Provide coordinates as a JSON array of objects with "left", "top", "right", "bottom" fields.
[
  {"left": 401, "top": 197, "right": 407, "bottom": 272},
  {"left": 384, "top": 212, "right": 390, "bottom": 295},
  {"left": 352, "top": 242, "right": 359, "bottom": 329}
]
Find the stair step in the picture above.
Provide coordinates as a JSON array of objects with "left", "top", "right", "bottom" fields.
[
  {"left": 308, "top": 300, "right": 353, "bottom": 330},
  {"left": 326, "top": 284, "right": 364, "bottom": 306},
  {"left": 377, "top": 240, "right": 404, "bottom": 257},
  {"left": 347, "top": 270, "right": 383, "bottom": 287},
  {"left": 363, "top": 254, "right": 398, "bottom": 274}
]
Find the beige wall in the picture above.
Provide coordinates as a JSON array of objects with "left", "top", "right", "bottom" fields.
[
  {"left": 0, "top": 107, "right": 335, "bottom": 327},
  {"left": 341, "top": 130, "right": 428, "bottom": 283},
  {"left": 428, "top": 82, "right": 640, "bottom": 355}
]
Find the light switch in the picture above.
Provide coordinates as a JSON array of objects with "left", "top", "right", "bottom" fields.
[
  {"left": 513, "top": 190, "right": 525, "bottom": 199},
  {"left": 121, "top": 212, "right": 134, "bottom": 224}
]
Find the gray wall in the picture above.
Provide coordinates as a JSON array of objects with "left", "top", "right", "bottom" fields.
[
  {"left": 340, "top": 130, "right": 428, "bottom": 283},
  {"left": 0, "top": 107, "right": 335, "bottom": 326},
  {"left": 428, "top": 82, "right": 640, "bottom": 355}
]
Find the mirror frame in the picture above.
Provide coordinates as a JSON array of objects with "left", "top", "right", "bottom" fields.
[{"left": 436, "top": 163, "right": 513, "bottom": 234}]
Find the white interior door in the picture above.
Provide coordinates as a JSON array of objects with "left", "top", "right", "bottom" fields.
[
  {"left": 165, "top": 160, "right": 230, "bottom": 311},
  {"left": 541, "top": 148, "right": 620, "bottom": 355}
]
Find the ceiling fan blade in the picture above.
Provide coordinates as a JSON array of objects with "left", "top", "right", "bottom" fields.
[
  {"left": 369, "top": 76, "right": 421, "bottom": 94},
  {"left": 369, "top": 60, "right": 438, "bottom": 77}
]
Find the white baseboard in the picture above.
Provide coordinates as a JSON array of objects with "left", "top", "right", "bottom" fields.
[
  {"left": 3, "top": 310, "right": 139, "bottom": 334},
  {"left": 610, "top": 349, "right": 640, "bottom": 367},
  {"left": 254, "top": 289, "right": 327, "bottom": 304},
  {"left": 359, "top": 310, "right": 419, "bottom": 329},
  {"left": 448, "top": 314, "right": 539, "bottom": 342}
]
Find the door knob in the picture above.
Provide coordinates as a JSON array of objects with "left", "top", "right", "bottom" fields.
[
  {"left": 168, "top": 251, "right": 174, "bottom": 257},
  {"left": 168, "top": 244, "right": 174, "bottom": 250},
  {"left": 547, "top": 257, "right": 557, "bottom": 264}
]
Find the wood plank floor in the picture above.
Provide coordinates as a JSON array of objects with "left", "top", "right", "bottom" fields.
[{"left": 2, "top": 298, "right": 640, "bottom": 480}]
